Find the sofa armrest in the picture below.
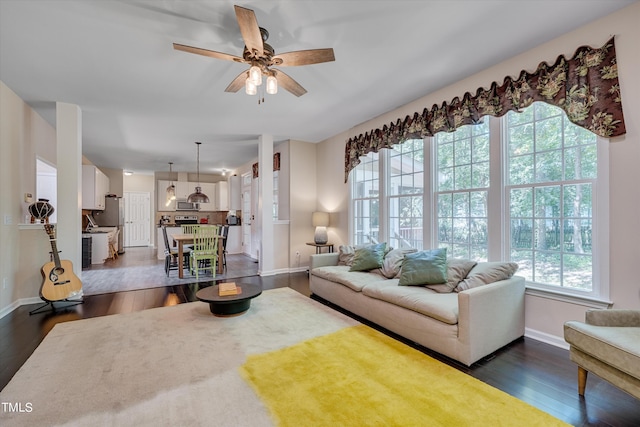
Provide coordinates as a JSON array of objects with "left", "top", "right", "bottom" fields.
[
  {"left": 457, "top": 276, "right": 526, "bottom": 365},
  {"left": 310, "top": 253, "right": 340, "bottom": 270},
  {"left": 585, "top": 309, "right": 640, "bottom": 327}
]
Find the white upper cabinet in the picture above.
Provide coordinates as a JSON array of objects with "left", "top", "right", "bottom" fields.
[
  {"left": 157, "top": 180, "right": 176, "bottom": 211},
  {"left": 175, "top": 181, "right": 192, "bottom": 200},
  {"left": 82, "top": 165, "right": 110, "bottom": 210},
  {"left": 229, "top": 175, "right": 241, "bottom": 210},
  {"left": 198, "top": 182, "right": 217, "bottom": 211},
  {"left": 217, "top": 181, "right": 229, "bottom": 211}
]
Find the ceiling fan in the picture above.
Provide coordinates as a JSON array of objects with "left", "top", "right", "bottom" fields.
[{"left": 173, "top": 5, "right": 335, "bottom": 98}]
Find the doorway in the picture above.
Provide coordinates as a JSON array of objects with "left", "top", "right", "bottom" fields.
[
  {"left": 241, "top": 172, "right": 253, "bottom": 257},
  {"left": 124, "top": 191, "right": 150, "bottom": 247}
]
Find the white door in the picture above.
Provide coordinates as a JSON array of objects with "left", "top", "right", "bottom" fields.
[
  {"left": 124, "top": 191, "right": 150, "bottom": 247},
  {"left": 241, "top": 172, "right": 252, "bottom": 257}
]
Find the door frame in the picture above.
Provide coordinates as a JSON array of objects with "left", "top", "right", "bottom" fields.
[{"left": 124, "top": 191, "right": 151, "bottom": 247}]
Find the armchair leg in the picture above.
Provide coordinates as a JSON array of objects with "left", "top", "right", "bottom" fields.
[{"left": 578, "top": 366, "right": 588, "bottom": 395}]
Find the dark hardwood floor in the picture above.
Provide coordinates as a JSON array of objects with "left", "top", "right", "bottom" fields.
[{"left": 1, "top": 255, "right": 638, "bottom": 425}]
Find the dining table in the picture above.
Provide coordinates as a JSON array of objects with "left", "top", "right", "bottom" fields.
[{"left": 172, "top": 233, "right": 226, "bottom": 278}]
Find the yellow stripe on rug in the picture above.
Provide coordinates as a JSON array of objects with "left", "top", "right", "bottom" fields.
[{"left": 240, "top": 325, "right": 569, "bottom": 427}]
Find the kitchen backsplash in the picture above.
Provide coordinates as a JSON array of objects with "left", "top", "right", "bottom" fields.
[{"left": 154, "top": 211, "right": 237, "bottom": 225}]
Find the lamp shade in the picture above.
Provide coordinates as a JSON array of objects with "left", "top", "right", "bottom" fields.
[
  {"left": 312, "top": 212, "right": 329, "bottom": 227},
  {"left": 312, "top": 211, "right": 329, "bottom": 244}
]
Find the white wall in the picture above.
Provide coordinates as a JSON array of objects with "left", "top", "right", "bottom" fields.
[
  {"left": 315, "top": 3, "right": 640, "bottom": 343},
  {"left": 289, "top": 140, "right": 318, "bottom": 269},
  {"left": 0, "top": 82, "right": 58, "bottom": 314}
]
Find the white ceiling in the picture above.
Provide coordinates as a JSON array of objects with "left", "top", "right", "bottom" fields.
[{"left": 1, "top": 0, "right": 636, "bottom": 176}]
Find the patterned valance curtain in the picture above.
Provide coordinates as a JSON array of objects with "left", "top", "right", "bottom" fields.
[
  {"left": 252, "top": 152, "right": 281, "bottom": 178},
  {"left": 344, "top": 37, "right": 626, "bottom": 182}
]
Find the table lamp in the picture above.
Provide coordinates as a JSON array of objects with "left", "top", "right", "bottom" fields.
[{"left": 312, "top": 211, "right": 330, "bottom": 244}]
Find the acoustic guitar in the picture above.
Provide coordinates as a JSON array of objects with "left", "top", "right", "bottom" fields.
[{"left": 40, "top": 224, "right": 82, "bottom": 302}]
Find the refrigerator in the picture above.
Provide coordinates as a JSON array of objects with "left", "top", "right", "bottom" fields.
[{"left": 93, "top": 196, "right": 125, "bottom": 254}]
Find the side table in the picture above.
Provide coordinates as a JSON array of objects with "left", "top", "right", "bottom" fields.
[{"left": 306, "top": 242, "right": 334, "bottom": 254}]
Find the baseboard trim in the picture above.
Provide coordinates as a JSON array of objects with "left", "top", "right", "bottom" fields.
[
  {"left": 258, "top": 268, "right": 290, "bottom": 277},
  {"left": 525, "top": 327, "right": 569, "bottom": 350},
  {"left": 0, "top": 297, "right": 45, "bottom": 320}
]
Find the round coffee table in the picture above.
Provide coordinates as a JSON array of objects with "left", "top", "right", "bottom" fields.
[{"left": 196, "top": 283, "right": 262, "bottom": 316}]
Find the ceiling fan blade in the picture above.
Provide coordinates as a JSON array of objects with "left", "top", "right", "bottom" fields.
[
  {"left": 173, "top": 43, "right": 244, "bottom": 63},
  {"left": 273, "top": 70, "right": 307, "bottom": 97},
  {"left": 234, "top": 5, "right": 263, "bottom": 58},
  {"left": 272, "top": 48, "right": 335, "bottom": 67},
  {"left": 225, "top": 70, "right": 249, "bottom": 93}
]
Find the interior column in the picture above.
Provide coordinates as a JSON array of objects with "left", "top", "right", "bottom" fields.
[
  {"left": 55, "top": 102, "right": 82, "bottom": 286},
  {"left": 258, "top": 134, "right": 274, "bottom": 275}
]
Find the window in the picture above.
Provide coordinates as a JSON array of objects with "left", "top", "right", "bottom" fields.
[
  {"left": 506, "top": 102, "right": 597, "bottom": 292},
  {"left": 351, "top": 152, "right": 380, "bottom": 245},
  {"left": 435, "top": 121, "right": 490, "bottom": 260},
  {"left": 348, "top": 102, "right": 606, "bottom": 299},
  {"left": 388, "top": 139, "right": 424, "bottom": 250}
]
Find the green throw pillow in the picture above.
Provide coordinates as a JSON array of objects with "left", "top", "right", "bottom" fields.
[
  {"left": 398, "top": 248, "right": 447, "bottom": 286},
  {"left": 349, "top": 243, "right": 387, "bottom": 272}
]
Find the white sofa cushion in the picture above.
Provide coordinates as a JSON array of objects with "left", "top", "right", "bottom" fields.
[
  {"left": 311, "top": 266, "right": 387, "bottom": 292},
  {"left": 426, "top": 259, "right": 477, "bottom": 293},
  {"left": 362, "top": 282, "right": 459, "bottom": 325},
  {"left": 456, "top": 262, "right": 519, "bottom": 291}
]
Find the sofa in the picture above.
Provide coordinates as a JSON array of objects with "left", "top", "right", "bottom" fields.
[
  {"left": 564, "top": 309, "right": 640, "bottom": 399},
  {"left": 309, "top": 246, "right": 526, "bottom": 366}
]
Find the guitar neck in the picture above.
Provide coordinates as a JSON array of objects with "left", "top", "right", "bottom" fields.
[
  {"left": 45, "top": 225, "right": 63, "bottom": 270},
  {"left": 49, "top": 237, "right": 62, "bottom": 270}
]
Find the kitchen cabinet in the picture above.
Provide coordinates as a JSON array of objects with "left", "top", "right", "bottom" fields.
[
  {"left": 157, "top": 180, "right": 225, "bottom": 212},
  {"left": 229, "top": 175, "right": 241, "bottom": 211},
  {"left": 82, "top": 165, "right": 109, "bottom": 210},
  {"left": 217, "top": 181, "right": 229, "bottom": 211},
  {"left": 157, "top": 180, "right": 176, "bottom": 211},
  {"left": 176, "top": 181, "right": 192, "bottom": 200},
  {"left": 84, "top": 228, "right": 115, "bottom": 264},
  {"left": 198, "top": 182, "right": 217, "bottom": 211}
]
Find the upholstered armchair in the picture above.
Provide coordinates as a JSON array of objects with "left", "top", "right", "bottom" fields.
[{"left": 564, "top": 309, "right": 640, "bottom": 400}]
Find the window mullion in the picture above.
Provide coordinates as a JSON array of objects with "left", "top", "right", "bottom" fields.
[
  {"left": 379, "top": 149, "right": 389, "bottom": 245},
  {"left": 488, "top": 115, "right": 504, "bottom": 261}
]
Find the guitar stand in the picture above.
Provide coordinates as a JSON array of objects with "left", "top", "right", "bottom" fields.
[{"left": 29, "top": 298, "right": 84, "bottom": 315}]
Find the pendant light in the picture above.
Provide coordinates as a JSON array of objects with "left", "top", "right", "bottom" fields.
[
  {"left": 187, "top": 142, "right": 209, "bottom": 203},
  {"left": 165, "top": 162, "right": 176, "bottom": 207}
]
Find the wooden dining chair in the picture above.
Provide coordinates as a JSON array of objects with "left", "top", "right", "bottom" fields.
[
  {"left": 189, "top": 225, "right": 219, "bottom": 280},
  {"left": 162, "top": 225, "right": 190, "bottom": 276},
  {"left": 220, "top": 225, "right": 229, "bottom": 268},
  {"left": 181, "top": 224, "right": 200, "bottom": 234}
]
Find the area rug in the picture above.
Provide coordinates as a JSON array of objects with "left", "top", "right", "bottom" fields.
[
  {"left": 241, "top": 325, "right": 569, "bottom": 427},
  {"left": 81, "top": 254, "right": 259, "bottom": 295},
  {"left": 0, "top": 288, "right": 568, "bottom": 426}
]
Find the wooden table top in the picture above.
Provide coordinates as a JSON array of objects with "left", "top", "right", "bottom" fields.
[{"left": 196, "top": 283, "right": 262, "bottom": 303}]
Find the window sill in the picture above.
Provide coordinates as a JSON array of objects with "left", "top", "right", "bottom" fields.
[
  {"left": 19, "top": 223, "right": 52, "bottom": 230},
  {"left": 525, "top": 285, "right": 612, "bottom": 309}
]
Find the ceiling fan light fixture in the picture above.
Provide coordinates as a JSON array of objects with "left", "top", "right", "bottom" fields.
[
  {"left": 266, "top": 74, "right": 278, "bottom": 95},
  {"left": 249, "top": 64, "right": 262, "bottom": 86},
  {"left": 245, "top": 78, "right": 257, "bottom": 95}
]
